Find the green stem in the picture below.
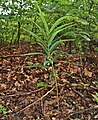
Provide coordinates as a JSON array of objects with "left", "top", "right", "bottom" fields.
[{"left": 51, "top": 62, "right": 59, "bottom": 109}]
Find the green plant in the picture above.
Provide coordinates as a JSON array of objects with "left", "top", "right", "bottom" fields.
[
  {"left": 25, "top": 2, "right": 75, "bottom": 86},
  {"left": 25, "top": 3, "right": 75, "bottom": 107},
  {"left": 95, "top": 47, "right": 98, "bottom": 52},
  {"left": 92, "top": 93, "right": 98, "bottom": 102},
  {"left": 37, "top": 81, "right": 48, "bottom": 88},
  {"left": 36, "top": 115, "right": 40, "bottom": 120},
  {"left": 0, "top": 104, "right": 7, "bottom": 116},
  {"left": 25, "top": 2, "right": 75, "bottom": 69}
]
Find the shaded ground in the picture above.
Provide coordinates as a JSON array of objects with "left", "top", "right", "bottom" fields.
[{"left": 0, "top": 43, "right": 98, "bottom": 120}]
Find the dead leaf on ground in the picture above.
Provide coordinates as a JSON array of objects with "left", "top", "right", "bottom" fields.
[
  {"left": 0, "top": 84, "right": 7, "bottom": 91},
  {"left": 84, "top": 68, "right": 92, "bottom": 77},
  {"left": 69, "top": 65, "right": 81, "bottom": 74}
]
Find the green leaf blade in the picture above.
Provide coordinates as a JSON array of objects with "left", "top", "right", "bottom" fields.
[{"left": 37, "top": 82, "right": 48, "bottom": 87}]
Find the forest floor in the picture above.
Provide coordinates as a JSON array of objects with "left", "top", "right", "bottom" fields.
[{"left": 0, "top": 43, "right": 98, "bottom": 120}]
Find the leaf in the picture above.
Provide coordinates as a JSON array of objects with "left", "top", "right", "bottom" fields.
[
  {"left": 48, "top": 28, "right": 65, "bottom": 46},
  {"left": 27, "top": 62, "right": 33, "bottom": 66},
  {"left": 51, "top": 50, "right": 57, "bottom": 55},
  {"left": 0, "top": 84, "right": 6, "bottom": 91},
  {"left": 21, "top": 52, "right": 43, "bottom": 56},
  {"left": 53, "top": 22, "right": 74, "bottom": 32},
  {"left": 37, "top": 42, "right": 49, "bottom": 55},
  {"left": 78, "top": 19, "right": 89, "bottom": 25},
  {"left": 44, "top": 74, "right": 49, "bottom": 79},
  {"left": 69, "top": 66, "right": 81, "bottom": 74},
  {"left": 24, "top": 29, "right": 48, "bottom": 55},
  {"left": 36, "top": 3, "right": 49, "bottom": 36},
  {"left": 0, "top": 104, "right": 7, "bottom": 116},
  {"left": 49, "top": 71, "right": 53, "bottom": 80},
  {"left": 92, "top": 94, "right": 98, "bottom": 102},
  {"left": 37, "top": 82, "right": 48, "bottom": 87},
  {"left": 50, "top": 16, "right": 72, "bottom": 32},
  {"left": 79, "top": 31, "right": 90, "bottom": 37},
  {"left": 84, "top": 68, "right": 92, "bottom": 77},
  {"left": 52, "top": 52, "right": 63, "bottom": 62},
  {"left": 95, "top": 47, "right": 98, "bottom": 52},
  {"left": 38, "top": 13, "right": 49, "bottom": 36},
  {"left": 80, "top": 34, "right": 90, "bottom": 41},
  {"left": 44, "top": 60, "right": 51, "bottom": 66},
  {"left": 24, "top": 29, "right": 42, "bottom": 41},
  {"left": 71, "top": 83, "right": 78, "bottom": 87},
  {"left": 49, "top": 39, "right": 74, "bottom": 53},
  {"left": 33, "top": 21, "right": 47, "bottom": 40}
]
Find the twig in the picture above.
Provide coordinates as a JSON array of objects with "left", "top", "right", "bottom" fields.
[
  {"left": 11, "top": 86, "right": 55, "bottom": 116},
  {"left": 65, "top": 105, "right": 98, "bottom": 119},
  {"left": 71, "top": 88, "right": 84, "bottom": 98},
  {"left": 0, "top": 87, "right": 45, "bottom": 98},
  {"left": 0, "top": 55, "right": 23, "bottom": 58}
]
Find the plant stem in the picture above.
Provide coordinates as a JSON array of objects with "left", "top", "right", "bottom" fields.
[{"left": 51, "top": 62, "right": 59, "bottom": 110}]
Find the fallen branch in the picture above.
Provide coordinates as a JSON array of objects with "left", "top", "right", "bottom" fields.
[
  {"left": 71, "top": 88, "right": 84, "bottom": 98},
  {"left": 66, "top": 105, "right": 98, "bottom": 119},
  {"left": 0, "top": 87, "right": 45, "bottom": 98},
  {"left": 11, "top": 86, "right": 55, "bottom": 116}
]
